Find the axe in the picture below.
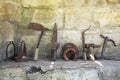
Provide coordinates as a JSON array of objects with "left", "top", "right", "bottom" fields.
[{"left": 29, "top": 23, "right": 49, "bottom": 60}]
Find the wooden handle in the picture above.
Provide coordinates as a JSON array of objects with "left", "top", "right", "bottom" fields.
[
  {"left": 36, "top": 31, "right": 44, "bottom": 48},
  {"left": 89, "top": 47, "right": 95, "bottom": 61},
  {"left": 33, "top": 48, "right": 39, "bottom": 60},
  {"left": 83, "top": 52, "right": 87, "bottom": 61},
  {"left": 33, "top": 31, "right": 44, "bottom": 61}
]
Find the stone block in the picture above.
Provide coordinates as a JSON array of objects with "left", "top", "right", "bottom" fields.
[
  {"left": 100, "top": 66, "right": 120, "bottom": 80},
  {"left": 106, "top": 0, "right": 120, "bottom": 4},
  {"left": 94, "top": 7, "right": 120, "bottom": 29},
  {"left": 0, "top": 0, "right": 21, "bottom": 3},
  {"left": 31, "top": 9, "right": 63, "bottom": 30},
  {"left": 88, "top": 0, "right": 106, "bottom": 6},
  {"left": 21, "top": 0, "right": 61, "bottom": 8},
  {"left": 0, "top": 2, "right": 20, "bottom": 21},
  {"left": 52, "top": 68, "right": 100, "bottom": 80},
  {"left": 63, "top": 0, "right": 88, "bottom": 7},
  {"left": 28, "top": 68, "right": 100, "bottom": 80},
  {"left": 63, "top": 0, "right": 105, "bottom": 7},
  {"left": 85, "top": 33, "right": 102, "bottom": 44},
  {"left": 27, "top": 72, "right": 42, "bottom": 80},
  {"left": 99, "top": 25, "right": 120, "bottom": 33},
  {"left": 64, "top": 7, "right": 94, "bottom": 30},
  {"left": 58, "top": 30, "right": 81, "bottom": 46},
  {"left": 0, "top": 21, "right": 14, "bottom": 41},
  {"left": 0, "top": 68, "right": 27, "bottom": 80},
  {"left": 19, "top": 8, "right": 34, "bottom": 25}
]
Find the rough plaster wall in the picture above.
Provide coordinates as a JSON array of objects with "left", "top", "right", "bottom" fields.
[{"left": 0, "top": 0, "right": 120, "bottom": 59}]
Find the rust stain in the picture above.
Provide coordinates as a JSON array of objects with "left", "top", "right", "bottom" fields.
[{"left": 0, "top": 3, "right": 16, "bottom": 18}]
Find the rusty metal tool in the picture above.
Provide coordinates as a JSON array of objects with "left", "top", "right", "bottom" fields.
[
  {"left": 6, "top": 41, "right": 16, "bottom": 61},
  {"left": 29, "top": 23, "right": 49, "bottom": 31},
  {"left": 15, "top": 41, "right": 28, "bottom": 62},
  {"left": 34, "top": 31, "right": 44, "bottom": 60},
  {"left": 81, "top": 26, "right": 91, "bottom": 61},
  {"left": 85, "top": 43, "right": 100, "bottom": 61},
  {"left": 51, "top": 23, "right": 59, "bottom": 61},
  {"left": 100, "top": 34, "right": 117, "bottom": 60},
  {"left": 85, "top": 43, "right": 100, "bottom": 49},
  {"left": 62, "top": 43, "right": 79, "bottom": 61},
  {"left": 29, "top": 23, "right": 49, "bottom": 60},
  {"left": 89, "top": 47, "right": 95, "bottom": 61}
]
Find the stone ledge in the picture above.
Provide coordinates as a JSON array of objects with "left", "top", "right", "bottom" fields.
[{"left": 0, "top": 60, "right": 120, "bottom": 80}]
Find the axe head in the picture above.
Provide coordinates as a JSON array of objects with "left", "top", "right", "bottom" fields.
[{"left": 28, "top": 23, "right": 49, "bottom": 31}]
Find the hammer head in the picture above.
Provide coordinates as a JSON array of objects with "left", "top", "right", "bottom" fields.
[{"left": 28, "top": 23, "right": 49, "bottom": 31}]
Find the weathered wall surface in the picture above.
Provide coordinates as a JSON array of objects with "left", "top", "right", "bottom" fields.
[{"left": 0, "top": 0, "right": 120, "bottom": 59}]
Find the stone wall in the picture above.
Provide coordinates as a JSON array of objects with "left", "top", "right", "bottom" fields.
[{"left": 0, "top": 0, "right": 120, "bottom": 59}]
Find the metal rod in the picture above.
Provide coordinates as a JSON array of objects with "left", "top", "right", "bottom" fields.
[{"left": 81, "top": 26, "right": 91, "bottom": 60}]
